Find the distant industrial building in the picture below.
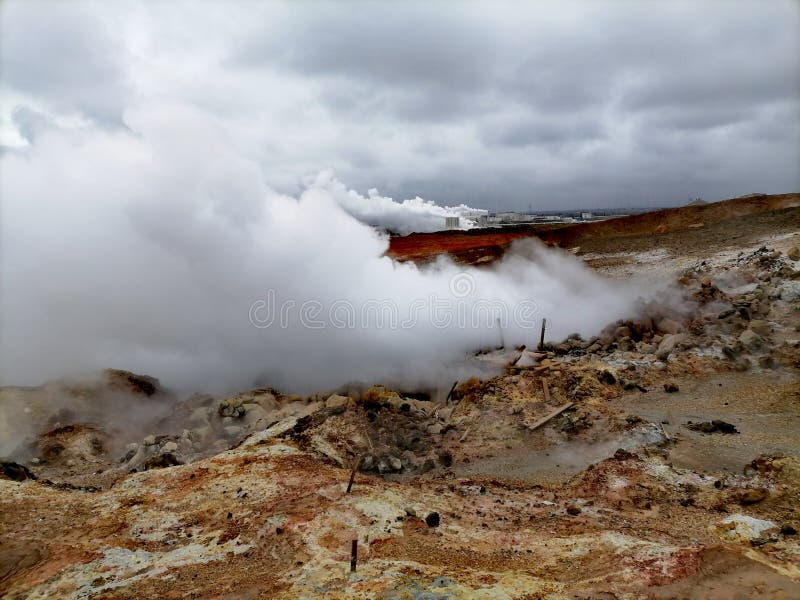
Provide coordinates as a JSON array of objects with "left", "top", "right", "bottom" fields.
[
  {"left": 462, "top": 213, "right": 488, "bottom": 227},
  {"left": 444, "top": 216, "right": 461, "bottom": 229}
]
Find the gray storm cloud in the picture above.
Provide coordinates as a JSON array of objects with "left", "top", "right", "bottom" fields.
[
  {"left": 0, "top": 106, "right": 639, "bottom": 394},
  {"left": 1, "top": 1, "right": 797, "bottom": 210}
]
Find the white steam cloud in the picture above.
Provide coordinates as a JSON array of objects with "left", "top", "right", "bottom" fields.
[
  {"left": 318, "top": 172, "right": 486, "bottom": 234},
  {"left": 1, "top": 105, "right": 640, "bottom": 394}
]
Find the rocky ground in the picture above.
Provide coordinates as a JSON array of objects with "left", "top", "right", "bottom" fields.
[{"left": 1, "top": 222, "right": 799, "bottom": 598}]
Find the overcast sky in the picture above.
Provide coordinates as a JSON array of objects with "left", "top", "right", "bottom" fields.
[{"left": 1, "top": 0, "right": 798, "bottom": 210}]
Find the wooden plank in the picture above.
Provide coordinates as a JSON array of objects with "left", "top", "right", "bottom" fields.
[
  {"left": 542, "top": 379, "right": 551, "bottom": 403},
  {"left": 526, "top": 402, "right": 573, "bottom": 432}
]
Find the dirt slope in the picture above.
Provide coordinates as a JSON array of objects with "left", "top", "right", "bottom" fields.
[{"left": 388, "top": 192, "right": 800, "bottom": 264}]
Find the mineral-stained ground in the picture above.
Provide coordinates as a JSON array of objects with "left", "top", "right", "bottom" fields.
[{"left": 2, "top": 202, "right": 800, "bottom": 599}]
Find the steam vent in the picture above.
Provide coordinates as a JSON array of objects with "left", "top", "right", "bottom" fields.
[{"left": 2, "top": 1, "right": 799, "bottom": 598}]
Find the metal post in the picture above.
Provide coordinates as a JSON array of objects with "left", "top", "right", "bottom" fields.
[
  {"left": 350, "top": 539, "right": 358, "bottom": 572},
  {"left": 538, "top": 318, "right": 547, "bottom": 350}
]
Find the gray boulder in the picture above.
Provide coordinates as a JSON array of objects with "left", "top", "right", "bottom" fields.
[{"left": 656, "top": 334, "right": 688, "bottom": 360}]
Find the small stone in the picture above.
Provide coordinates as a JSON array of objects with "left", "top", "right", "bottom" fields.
[
  {"left": 722, "top": 345, "right": 738, "bottom": 359},
  {"left": 566, "top": 505, "right": 582, "bottom": 516},
  {"left": 786, "top": 246, "right": 800, "bottom": 261},
  {"left": 405, "top": 507, "right": 417, "bottom": 517},
  {"left": 739, "top": 329, "right": 761, "bottom": 350},
  {"left": 598, "top": 370, "right": 616, "bottom": 385},
  {"left": 142, "top": 452, "right": 181, "bottom": 470},
  {"left": 162, "top": 441, "right": 178, "bottom": 453},
  {"left": 143, "top": 435, "right": 156, "bottom": 446},
  {"left": 686, "top": 420, "right": 738, "bottom": 434},
  {"left": 425, "top": 512, "right": 440, "bottom": 527},
  {"left": 218, "top": 398, "right": 246, "bottom": 418},
  {"left": 663, "top": 382, "right": 679, "bottom": 393},
  {"left": 656, "top": 334, "right": 687, "bottom": 360},
  {"left": 437, "top": 451, "right": 453, "bottom": 467},
  {"left": 739, "top": 488, "right": 768, "bottom": 505},
  {"left": 388, "top": 456, "right": 403, "bottom": 472},
  {"left": 781, "top": 524, "right": 797, "bottom": 536},
  {"left": 657, "top": 318, "right": 683, "bottom": 334},
  {"left": 325, "top": 394, "right": 350, "bottom": 410},
  {"left": 427, "top": 423, "right": 444, "bottom": 435},
  {"left": 613, "top": 325, "right": 632, "bottom": 339},
  {"left": 716, "top": 514, "right": 778, "bottom": 542}
]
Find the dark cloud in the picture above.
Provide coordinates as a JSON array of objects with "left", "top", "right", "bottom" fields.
[
  {"left": 0, "top": 2, "right": 129, "bottom": 124},
  {"left": 1, "top": 0, "right": 798, "bottom": 210},
  {"left": 235, "top": 4, "right": 496, "bottom": 91},
  {"left": 479, "top": 113, "right": 606, "bottom": 148},
  {"left": 10, "top": 106, "right": 54, "bottom": 143}
]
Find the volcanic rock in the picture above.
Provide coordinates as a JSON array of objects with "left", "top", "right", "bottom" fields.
[
  {"left": 425, "top": 512, "right": 440, "bottom": 527},
  {"left": 738, "top": 488, "right": 768, "bottom": 505},
  {"left": 325, "top": 394, "right": 351, "bottom": 410},
  {"left": 739, "top": 329, "right": 762, "bottom": 350},
  {"left": 657, "top": 318, "right": 683, "bottom": 335},
  {"left": 656, "top": 334, "right": 687, "bottom": 360},
  {"left": 218, "top": 398, "right": 246, "bottom": 418},
  {"left": 0, "top": 460, "right": 36, "bottom": 481},
  {"left": 686, "top": 420, "right": 739, "bottom": 434}
]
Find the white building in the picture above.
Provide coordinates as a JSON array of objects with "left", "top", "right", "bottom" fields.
[{"left": 463, "top": 214, "right": 489, "bottom": 227}]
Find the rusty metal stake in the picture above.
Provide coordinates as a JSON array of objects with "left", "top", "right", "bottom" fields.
[
  {"left": 346, "top": 456, "right": 362, "bottom": 494},
  {"left": 350, "top": 539, "right": 358, "bottom": 572},
  {"left": 538, "top": 318, "right": 547, "bottom": 350}
]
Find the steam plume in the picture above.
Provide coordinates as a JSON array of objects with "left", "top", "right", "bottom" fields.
[
  {"left": 314, "top": 171, "right": 486, "bottom": 234},
  {"left": 0, "top": 105, "right": 640, "bottom": 394}
]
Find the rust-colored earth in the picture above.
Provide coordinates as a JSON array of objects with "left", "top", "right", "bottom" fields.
[{"left": 388, "top": 192, "right": 800, "bottom": 265}]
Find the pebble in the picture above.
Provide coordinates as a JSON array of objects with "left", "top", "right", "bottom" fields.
[{"left": 425, "top": 512, "right": 440, "bottom": 527}]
